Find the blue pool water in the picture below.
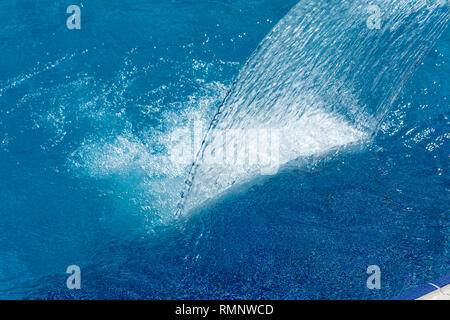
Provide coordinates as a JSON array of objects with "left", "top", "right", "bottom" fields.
[{"left": 0, "top": 0, "right": 448, "bottom": 299}]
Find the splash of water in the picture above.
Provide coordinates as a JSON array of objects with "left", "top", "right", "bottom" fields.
[{"left": 177, "top": 0, "right": 449, "bottom": 214}]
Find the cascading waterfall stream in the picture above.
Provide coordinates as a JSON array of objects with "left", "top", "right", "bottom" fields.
[{"left": 177, "top": 0, "right": 449, "bottom": 215}]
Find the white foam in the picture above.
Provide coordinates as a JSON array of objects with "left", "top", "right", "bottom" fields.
[
  {"left": 181, "top": 104, "right": 369, "bottom": 212},
  {"left": 67, "top": 80, "right": 229, "bottom": 223}
]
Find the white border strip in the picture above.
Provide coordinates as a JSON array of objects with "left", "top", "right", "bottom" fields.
[{"left": 416, "top": 283, "right": 450, "bottom": 300}]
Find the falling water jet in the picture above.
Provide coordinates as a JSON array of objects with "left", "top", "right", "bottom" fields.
[{"left": 177, "top": 0, "right": 449, "bottom": 215}]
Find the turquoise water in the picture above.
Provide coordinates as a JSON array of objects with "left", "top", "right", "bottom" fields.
[{"left": 0, "top": 0, "right": 448, "bottom": 299}]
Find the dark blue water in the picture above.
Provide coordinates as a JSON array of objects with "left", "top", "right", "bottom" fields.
[{"left": 0, "top": 0, "right": 448, "bottom": 299}]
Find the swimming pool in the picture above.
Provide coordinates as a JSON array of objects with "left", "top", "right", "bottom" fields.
[{"left": 0, "top": 0, "right": 448, "bottom": 299}]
